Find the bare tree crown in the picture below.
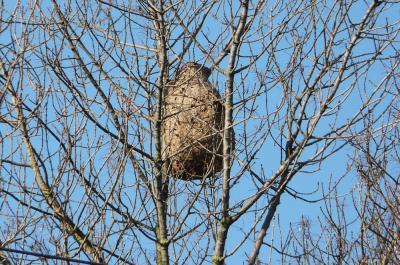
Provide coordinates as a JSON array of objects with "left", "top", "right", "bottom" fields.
[{"left": 0, "top": 0, "right": 399, "bottom": 264}]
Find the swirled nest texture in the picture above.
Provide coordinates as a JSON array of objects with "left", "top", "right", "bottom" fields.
[{"left": 162, "top": 62, "right": 227, "bottom": 180}]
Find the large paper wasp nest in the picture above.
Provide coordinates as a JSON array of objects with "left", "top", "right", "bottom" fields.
[{"left": 162, "top": 62, "right": 228, "bottom": 180}]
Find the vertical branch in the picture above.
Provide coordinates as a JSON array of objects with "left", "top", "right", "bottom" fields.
[
  {"left": 149, "top": 1, "right": 170, "bottom": 264},
  {"left": 213, "top": 1, "right": 249, "bottom": 264},
  {"left": 247, "top": 193, "right": 281, "bottom": 265}
]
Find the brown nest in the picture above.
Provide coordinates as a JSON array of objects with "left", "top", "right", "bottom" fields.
[{"left": 162, "top": 62, "right": 231, "bottom": 180}]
